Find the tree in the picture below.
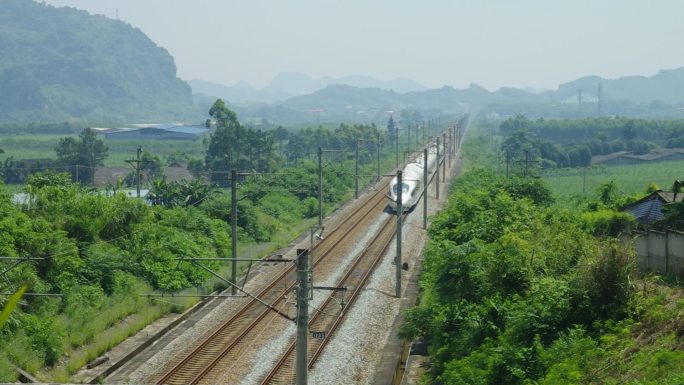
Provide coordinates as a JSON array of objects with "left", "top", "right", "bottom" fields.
[
  {"left": 275, "top": 126, "right": 289, "bottom": 157},
  {"left": 387, "top": 115, "right": 397, "bottom": 143},
  {"left": 55, "top": 128, "right": 108, "bottom": 184},
  {"left": 148, "top": 177, "right": 217, "bottom": 208},
  {"left": 205, "top": 99, "right": 242, "bottom": 186}
]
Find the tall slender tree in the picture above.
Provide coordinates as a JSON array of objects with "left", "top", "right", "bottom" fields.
[
  {"left": 55, "top": 127, "right": 108, "bottom": 184},
  {"left": 205, "top": 99, "right": 241, "bottom": 185}
]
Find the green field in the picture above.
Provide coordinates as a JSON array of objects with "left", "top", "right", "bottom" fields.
[
  {"left": 0, "top": 133, "right": 207, "bottom": 167},
  {"left": 459, "top": 125, "right": 684, "bottom": 205},
  {"left": 541, "top": 160, "right": 684, "bottom": 202}
]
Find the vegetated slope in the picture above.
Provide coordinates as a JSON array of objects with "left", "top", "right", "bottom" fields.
[
  {"left": 0, "top": 0, "right": 195, "bottom": 123},
  {"left": 401, "top": 169, "right": 684, "bottom": 384}
]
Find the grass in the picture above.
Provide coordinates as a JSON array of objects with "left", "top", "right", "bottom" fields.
[
  {"left": 0, "top": 133, "right": 207, "bottom": 167},
  {"left": 39, "top": 302, "right": 175, "bottom": 382},
  {"left": 540, "top": 160, "right": 684, "bottom": 203},
  {"left": 455, "top": 124, "right": 684, "bottom": 206}
]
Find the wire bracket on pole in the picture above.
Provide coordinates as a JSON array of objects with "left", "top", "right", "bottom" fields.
[{"left": 177, "top": 256, "right": 295, "bottom": 322}]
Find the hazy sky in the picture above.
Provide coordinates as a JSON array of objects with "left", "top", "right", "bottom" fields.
[{"left": 42, "top": 0, "right": 684, "bottom": 91}]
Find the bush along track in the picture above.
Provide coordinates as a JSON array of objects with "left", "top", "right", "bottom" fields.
[{"left": 400, "top": 168, "right": 684, "bottom": 385}]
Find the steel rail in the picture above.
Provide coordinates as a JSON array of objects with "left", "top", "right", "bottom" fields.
[
  {"left": 260, "top": 209, "right": 408, "bottom": 384},
  {"left": 155, "top": 177, "right": 391, "bottom": 385}
]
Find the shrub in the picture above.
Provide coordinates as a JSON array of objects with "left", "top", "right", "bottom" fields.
[{"left": 580, "top": 209, "right": 635, "bottom": 236}]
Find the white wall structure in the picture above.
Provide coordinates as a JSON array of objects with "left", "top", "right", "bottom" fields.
[{"left": 634, "top": 230, "right": 684, "bottom": 277}]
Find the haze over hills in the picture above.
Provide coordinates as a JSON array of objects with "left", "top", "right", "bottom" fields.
[
  {"left": 1, "top": 0, "right": 683, "bottom": 126},
  {"left": 0, "top": 0, "right": 197, "bottom": 124},
  {"left": 192, "top": 66, "right": 684, "bottom": 125},
  {"left": 554, "top": 67, "right": 684, "bottom": 104},
  {"left": 187, "top": 73, "right": 427, "bottom": 103},
  {"left": 258, "top": 68, "right": 684, "bottom": 123}
]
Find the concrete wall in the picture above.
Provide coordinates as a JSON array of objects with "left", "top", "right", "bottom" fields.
[{"left": 634, "top": 230, "right": 684, "bottom": 277}]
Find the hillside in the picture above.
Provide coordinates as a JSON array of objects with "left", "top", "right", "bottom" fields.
[{"left": 0, "top": 0, "right": 197, "bottom": 124}]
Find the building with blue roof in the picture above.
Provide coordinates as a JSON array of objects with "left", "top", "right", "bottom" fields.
[{"left": 622, "top": 191, "right": 684, "bottom": 227}]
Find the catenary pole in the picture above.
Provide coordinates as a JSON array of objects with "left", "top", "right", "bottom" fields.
[
  {"left": 423, "top": 148, "right": 428, "bottom": 230},
  {"left": 395, "top": 170, "right": 402, "bottom": 298},
  {"left": 231, "top": 169, "right": 238, "bottom": 295},
  {"left": 436, "top": 136, "right": 440, "bottom": 200},
  {"left": 376, "top": 139, "right": 381, "bottom": 183},
  {"left": 296, "top": 249, "right": 310, "bottom": 385},
  {"left": 355, "top": 139, "right": 359, "bottom": 199},
  {"left": 318, "top": 147, "right": 323, "bottom": 227}
]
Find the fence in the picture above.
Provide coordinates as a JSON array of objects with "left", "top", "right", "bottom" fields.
[{"left": 634, "top": 230, "right": 684, "bottom": 277}]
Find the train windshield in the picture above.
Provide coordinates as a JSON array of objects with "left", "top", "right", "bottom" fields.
[{"left": 392, "top": 183, "right": 410, "bottom": 195}]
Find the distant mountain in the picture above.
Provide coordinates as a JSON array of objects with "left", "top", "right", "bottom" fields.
[
  {"left": 188, "top": 72, "right": 428, "bottom": 103},
  {"left": 282, "top": 83, "right": 540, "bottom": 112},
  {"left": 555, "top": 68, "right": 684, "bottom": 104},
  {"left": 269, "top": 67, "right": 684, "bottom": 123},
  {"left": 0, "top": 0, "right": 196, "bottom": 124},
  {"left": 188, "top": 79, "right": 264, "bottom": 104},
  {"left": 319, "top": 75, "right": 427, "bottom": 93}
]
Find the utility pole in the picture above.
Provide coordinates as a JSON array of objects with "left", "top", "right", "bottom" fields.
[
  {"left": 395, "top": 126, "right": 400, "bottom": 169},
  {"left": 355, "top": 139, "right": 359, "bottom": 199},
  {"left": 448, "top": 126, "right": 453, "bottom": 168},
  {"left": 598, "top": 83, "right": 602, "bottom": 117},
  {"left": 125, "top": 147, "right": 146, "bottom": 198},
  {"left": 516, "top": 150, "right": 539, "bottom": 177},
  {"left": 295, "top": 249, "right": 310, "bottom": 385},
  {"left": 442, "top": 132, "right": 446, "bottom": 181},
  {"left": 578, "top": 88, "right": 583, "bottom": 115},
  {"left": 436, "top": 137, "right": 440, "bottom": 200},
  {"left": 407, "top": 123, "right": 411, "bottom": 155},
  {"left": 376, "top": 139, "right": 381, "bottom": 183},
  {"left": 423, "top": 148, "right": 428, "bottom": 230},
  {"left": 231, "top": 169, "right": 238, "bottom": 295},
  {"left": 395, "top": 170, "right": 402, "bottom": 298},
  {"left": 318, "top": 147, "right": 323, "bottom": 228}
]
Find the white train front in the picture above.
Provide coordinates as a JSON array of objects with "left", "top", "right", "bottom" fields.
[{"left": 388, "top": 144, "right": 440, "bottom": 212}]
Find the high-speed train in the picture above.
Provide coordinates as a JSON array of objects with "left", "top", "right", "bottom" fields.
[{"left": 388, "top": 144, "right": 440, "bottom": 212}]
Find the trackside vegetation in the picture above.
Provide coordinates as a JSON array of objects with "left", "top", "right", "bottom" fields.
[
  {"left": 0, "top": 102, "right": 443, "bottom": 381},
  {"left": 400, "top": 168, "right": 684, "bottom": 384}
]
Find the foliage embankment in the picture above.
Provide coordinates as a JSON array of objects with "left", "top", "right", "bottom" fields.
[
  {"left": 401, "top": 169, "right": 684, "bottom": 384},
  {"left": 0, "top": 117, "right": 391, "bottom": 381},
  {"left": 0, "top": 174, "right": 231, "bottom": 381}
]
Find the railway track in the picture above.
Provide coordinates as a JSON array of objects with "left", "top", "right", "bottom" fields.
[
  {"left": 260, "top": 145, "right": 450, "bottom": 384},
  {"left": 153, "top": 177, "right": 392, "bottom": 385},
  {"left": 260, "top": 208, "right": 406, "bottom": 384}
]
